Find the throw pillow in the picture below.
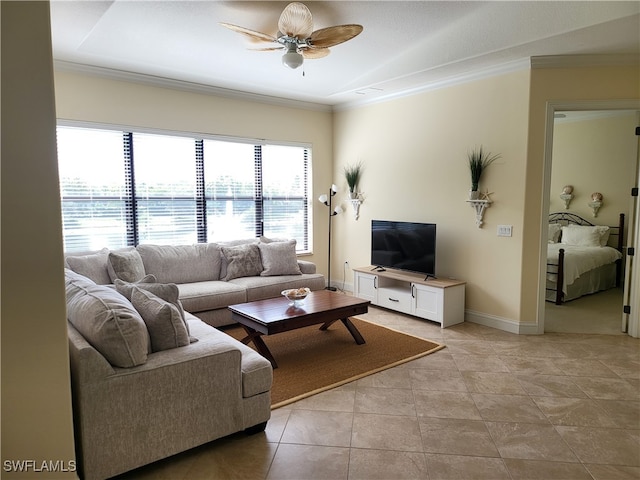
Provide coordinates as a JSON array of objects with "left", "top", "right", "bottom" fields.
[
  {"left": 218, "top": 239, "right": 259, "bottom": 279},
  {"left": 65, "top": 270, "right": 149, "bottom": 367},
  {"left": 114, "top": 278, "right": 190, "bottom": 335},
  {"left": 107, "top": 248, "right": 146, "bottom": 283},
  {"left": 131, "top": 287, "right": 190, "bottom": 352},
  {"left": 221, "top": 243, "right": 263, "bottom": 281},
  {"left": 66, "top": 248, "right": 111, "bottom": 285},
  {"left": 258, "top": 239, "right": 302, "bottom": 276},
  {"left": 548, "top": 224, "right": 562, "bottom": 244}
]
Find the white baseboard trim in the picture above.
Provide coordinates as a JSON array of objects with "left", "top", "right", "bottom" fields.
[{"left": 465, "top": 310, "right": 540, "bottom": 335}]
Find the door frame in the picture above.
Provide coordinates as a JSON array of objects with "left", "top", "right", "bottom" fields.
[{"left": 537, "top": 99, "right": 640, "bottom": 335}]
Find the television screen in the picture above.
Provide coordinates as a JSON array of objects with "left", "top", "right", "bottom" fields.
[{"left": 371, "top": 220, "right": 436, "bottom": 276}]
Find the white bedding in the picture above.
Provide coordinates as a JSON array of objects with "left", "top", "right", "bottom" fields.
[{"left": 547, "top": 244, "right": 622, "bottom": 294}]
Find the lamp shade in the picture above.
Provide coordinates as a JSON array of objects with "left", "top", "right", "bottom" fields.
[
  {"left": 334, "top": 206, "right": 343, "bottom": 215},
  {"left": 318, "top": 194, "right": 328, "bottom": 203}
]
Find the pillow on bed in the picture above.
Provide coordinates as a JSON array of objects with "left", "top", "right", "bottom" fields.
[
  {"left": 561, "top": 225, "right": 604, "bottom": 247},
  {"left": 595, "top": 226, "right": 610, "bottom": 246},
  {"left": 548, "top": 224, "right": 562, "bottom": 243}
]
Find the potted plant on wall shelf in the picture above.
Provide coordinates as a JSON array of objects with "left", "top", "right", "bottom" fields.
[
  {"left": 344, "top": 161, "right": 363, "bottom": 199},
  {"left": 468, "top": 146, "right": 500, "bottom": 200}
]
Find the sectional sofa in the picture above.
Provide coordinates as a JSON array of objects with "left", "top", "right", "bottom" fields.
[
  {"left": 64, "top": 238, "right": 325, "bottom": 479},
  {"left": 65, "top": 237, "right": 326, "bottom": 326}
]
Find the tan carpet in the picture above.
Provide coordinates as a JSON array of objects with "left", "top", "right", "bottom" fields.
[{"left": 223, "top": 317, "right": 444, "bottom": 409}]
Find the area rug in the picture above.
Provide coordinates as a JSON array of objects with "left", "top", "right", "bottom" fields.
[{"left": 222, "top": 317, "right": 444, "bottom": 409}]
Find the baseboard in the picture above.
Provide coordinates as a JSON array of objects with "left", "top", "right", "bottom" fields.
[{"left": 465, "top": 310, "right": 540, "bottom": 335}]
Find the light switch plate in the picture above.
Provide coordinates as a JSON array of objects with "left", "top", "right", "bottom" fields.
[{"left": 497, "top": 225, "right": 512, "bottom": 237}]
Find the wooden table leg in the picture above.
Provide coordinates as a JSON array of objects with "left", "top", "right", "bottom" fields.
[
  {"left": 319, "top": 317, "right": 366, "bottom": 345},
  {"left": 240, "top": 326, "right": 278, "bottom": 369}
]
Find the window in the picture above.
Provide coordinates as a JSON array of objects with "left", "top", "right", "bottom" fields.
[{"left": 57, "top": 125, "right": 311, "bottom": 253}]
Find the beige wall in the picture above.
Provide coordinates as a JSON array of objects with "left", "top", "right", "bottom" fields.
[
  {"left": 550, "top": 112, "right": 637, "bottom": 226},
  {"left": 521, "top": 65, "right": 640, "bottom": 328},
  {"left": 54, "top": 71, "right": 334, "bottom": 267},
  {"left": 333, "top": 70, "right": 531, "bottom": 327},
  {"left": 1, "top": 2, "right": 77, "bottom": 477}
]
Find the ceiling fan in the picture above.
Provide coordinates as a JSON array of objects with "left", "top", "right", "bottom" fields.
[{"left": 220, "top": 2, "right": 363, "bottom": 70}]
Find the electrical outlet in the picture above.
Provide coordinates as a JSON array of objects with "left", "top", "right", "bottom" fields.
[{"left": 497, "top": 225, "right": 513, "bottom": 237}]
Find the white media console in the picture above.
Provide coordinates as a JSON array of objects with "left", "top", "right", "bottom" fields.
[{"left": 353, "top": 266, "right": 466, "bottom": 328}]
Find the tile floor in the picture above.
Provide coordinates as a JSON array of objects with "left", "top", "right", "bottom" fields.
[{"left": 116, "top": 306, "right": 640, "bottom": 480}]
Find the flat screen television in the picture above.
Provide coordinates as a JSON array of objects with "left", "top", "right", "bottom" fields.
[{"left": 371, "top": 220, "right": 436, "bottom": 278}]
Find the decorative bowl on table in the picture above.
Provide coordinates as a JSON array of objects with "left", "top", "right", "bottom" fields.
[{"left": 281, "top": 287, "right": 311, "bottom": 307}]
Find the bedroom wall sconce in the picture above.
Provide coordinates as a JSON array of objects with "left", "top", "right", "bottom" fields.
[
  {"left": 559, "top": 185, "right": 574, "bottom": 209},
  {"left": 588, "top": 192, "right": 603, "bottom": 217},
  {"left": 319, "top": 184, "right": 343, "bottom": 290}
]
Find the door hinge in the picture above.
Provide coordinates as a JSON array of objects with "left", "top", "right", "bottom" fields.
[
  {"left": 628, "top": 247, "right": 635, "bottom": 256},
  {"left": 623, "top": 305, "right": 631, "bottom": 315},
  {"left": 632, "top": 187, "right": 639, "bottom": 197}
]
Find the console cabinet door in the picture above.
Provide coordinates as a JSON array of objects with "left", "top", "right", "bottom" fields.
[
  {"left": 354, "top": 271, "right": 377, "bottom": 303},
  {"left": 411, "top": 283, "right": 443, "bottom": 323}
]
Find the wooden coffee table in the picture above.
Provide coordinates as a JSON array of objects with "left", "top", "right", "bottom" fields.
[{"left": 228, "top": 290, "right": 370, "bottom": 368}]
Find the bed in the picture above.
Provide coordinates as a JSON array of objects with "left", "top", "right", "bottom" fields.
[{"left": 546, "top": 212, "right": 624, "bottom": 305}]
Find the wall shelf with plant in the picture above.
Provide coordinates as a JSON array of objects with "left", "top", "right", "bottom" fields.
[{"left": 344, "top": 161, "right": 364, "bottom": 219}]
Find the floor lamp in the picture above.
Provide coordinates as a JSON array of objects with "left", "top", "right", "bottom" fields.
[{"left": 319, "top": 184, "right": 343, "bottom": 291}]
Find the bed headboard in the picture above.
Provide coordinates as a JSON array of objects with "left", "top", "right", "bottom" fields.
[{"left": 548, "top": 212, "right": 624, "bottom": 252}]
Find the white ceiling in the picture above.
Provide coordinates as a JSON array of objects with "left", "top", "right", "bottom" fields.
[{"left": 50, "top": 1, "right": 640, "bottom": 109}]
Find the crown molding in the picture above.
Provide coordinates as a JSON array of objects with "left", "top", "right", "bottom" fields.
[
  {"left": 53, "top": 61, "right": 333, "bottom": 113},
  {"left": 531, "top": 53, "right": 640, "bottom": 69},
  {"left": 334, "top": 57, "right": 532, "bottom": 111}
]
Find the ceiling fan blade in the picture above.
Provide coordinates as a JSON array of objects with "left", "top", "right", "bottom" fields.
[
  {"left": 219, "top": 22, "right": 276, "bottom": 44},
  {"left": 278, "top": 2, "right": 313, "bottom": 38},
  {"left": 309, "top": 24, "right": 363, "bottom": 48},
  {"left": 302, "top": 47, "right": 330, "bottom": 59}
]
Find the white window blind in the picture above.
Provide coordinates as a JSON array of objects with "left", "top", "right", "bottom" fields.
[
  {"left": 203, "top": 139, "right": 257, "bottom": 241},
  {"left": 57, "top": 126, "right": 128, "bottom": 251},
  {"left": 57, "top": 125, "right": 311, "bottom": 253},
  {"left": 262, "top": 144, "right": 309, "bottom": 248},
  {"left": 132, "top": 133, "right": 198, "bottom": 245}
]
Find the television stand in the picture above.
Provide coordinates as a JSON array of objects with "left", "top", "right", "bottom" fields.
[{"left": 353, "top": 266, "right": 465, "bottom": 328}]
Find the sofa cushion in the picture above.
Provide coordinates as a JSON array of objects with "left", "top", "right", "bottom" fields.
[
  {"left": 229, "top": 273, "right": 326, "bottom": 302},
  {"left": 221, "top": 243, "right": 263, "bottom": 281},
  {"left": 258, "top": 240, "right": 302, "bottom": 276},
  {"left": 107, "top": 248, "right": 146, "bottom": 283},
  {"left": 66, "top": 248, "right": 112, "bottom": 285},
  {"left": 65, "top": 269, "right": 149, "bottom": 367},
  {"left": 178, "top": 281, "right": 247, "bottom": 313},
  {"left": 187, "top": 315, "right": 272, "bottom": 398},
  {"left": 131, "top": 287, "right": 190, "bottom": 352},
  {"left": 137, "top": 243, "right": 222, "bottom": 283}
]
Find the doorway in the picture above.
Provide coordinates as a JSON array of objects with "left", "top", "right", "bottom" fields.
[{"left": 539, "top": 102, "right": 640, "bottom": 336}]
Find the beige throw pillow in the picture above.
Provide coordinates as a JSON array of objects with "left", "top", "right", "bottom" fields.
[
  {"left": 107, "top": 248, "right": 146, "bottom": 283},
  {"left": 131, "top": 287, "right": 190, "bottom": 352},
  {"left": 258, "top": 239, "right": 301, "bottom": 276},
  {"left": 66, "top": 248, "right": 111, "bottom": 285},
  {"left": 221, "top": 243, "right": 263, "bottom": 281},
  {"left": 114, "top": 278, "right": 192, "bottom": 337},
  {"left": 65, "top": 269, "right": 149, "bottom": 367}
]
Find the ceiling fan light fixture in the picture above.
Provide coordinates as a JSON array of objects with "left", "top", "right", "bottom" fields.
[{"left": 282, "top": 44, "right": 303, "bottom": 69}]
